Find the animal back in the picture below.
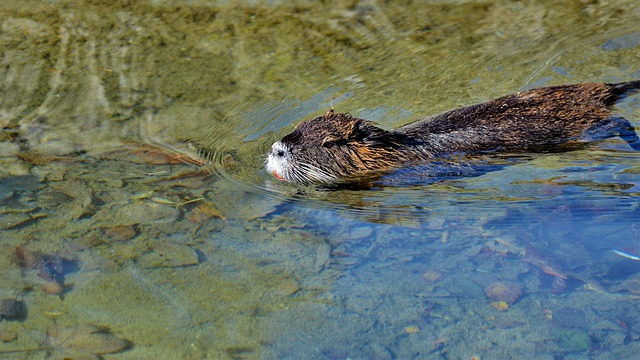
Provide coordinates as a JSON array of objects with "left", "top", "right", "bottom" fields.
[{"left": 401, "top": 83, "right": 621, "bottom": 150}]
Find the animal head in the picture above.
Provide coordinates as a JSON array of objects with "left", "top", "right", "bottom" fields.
[{"left": 266, "top": 111, "right": 403, "bottom": 183}]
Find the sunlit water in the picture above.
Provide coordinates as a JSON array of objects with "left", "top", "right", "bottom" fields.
[{"left": 1, "top": 0, "right": 640, "bottom": 359}]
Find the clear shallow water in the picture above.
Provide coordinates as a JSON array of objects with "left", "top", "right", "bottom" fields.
[{"left": 1, "top": 0, "right": 640, "bottom": 359}]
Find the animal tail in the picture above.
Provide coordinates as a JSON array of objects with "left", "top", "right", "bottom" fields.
[{"left": 609, "top": 80, "right": 640, "bottom": 97}]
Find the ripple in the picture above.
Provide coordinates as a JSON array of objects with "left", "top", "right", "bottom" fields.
[{"left": 185, "top": 90, "right": 351, "bottom": 203}]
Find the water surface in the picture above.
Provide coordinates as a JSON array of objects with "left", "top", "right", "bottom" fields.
[{"left": 1, "top": 0, "right": 640, "bottom": 358}]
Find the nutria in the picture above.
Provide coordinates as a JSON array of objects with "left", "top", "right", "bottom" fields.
[{"left": 266, "top": 81, "right": 640, "bottom": 183}]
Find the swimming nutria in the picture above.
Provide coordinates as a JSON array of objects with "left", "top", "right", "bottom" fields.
[{"left": 266, "top": 81, "right": 640, "bottom": 183}]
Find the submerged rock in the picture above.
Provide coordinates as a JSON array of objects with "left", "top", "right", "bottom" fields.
[
  {"left": 422, "top": 269, "right": 444, "bottom": 282},
  {"left": 348, "top": 226, "right": 373, "bottom": 239},
  {"left": 0, "top": 158, "right": 30, "bottom": 177},
  {"left": 0, "top": 212, "right": 33, "bottom": 230},
  {"left": 554, "top": 330, "right": 592, "bottom": 352},
  {"left": 101, "top": 225, "right": 138, "bottom": 242},
  {"left": 50, "top": 180, "right": 99, "bottom": 220},
  {"left": 447, "top": 276, "right": 484, "bottom": 299},
  {"left": 313, "top": 242, "right": 331, "bottom": 272},
  {"left": 46, "top": 323, "right": 131, "bottom": 359},
  {"left": 43, "top": 281, "right": 64, "bottom": 295},
  {"left": 271, "top": 277, "right": 300, "bottom": 296},
  {"left": 552, "top": 307, "right": 588, "bottom": 330},
  {"left": 12, "top": 246, "right": 78, "bottom": 284},
  {"left": 0, "top": 330, "right": 18, "bottom": 342},
  {"left": 95, "top": 201, "right": 180, "bottom": 226},
  {"left": 187, "top": 202, "right": 227, "bottom": 223},
  {"left": 612, "top": 273, "right": 640, "bottom": 294},
  {"left": 483, "top": 281, "right": 524, "bottom": 305},
  {"left": 491, "top": 301, "right": 510, "bottom": 311},
  {"left": 138, "top": 243, "right": 199, "bottom": 268},
  {"left": 0, "top": 298, "right": 26, "bottom": 320}
]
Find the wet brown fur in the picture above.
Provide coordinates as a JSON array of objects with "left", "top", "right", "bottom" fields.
[
  {"left": 280, "top": 111, "right": 407, "bottom": 178},
  {"left": 275, "top": 81, "right": 640, "bottom": 182},
  {"left": 401, "top": 83, "right": 617, "bottom": 150}
]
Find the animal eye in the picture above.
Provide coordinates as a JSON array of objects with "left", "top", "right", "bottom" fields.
[{"left": 277, "top": 151, "right": 285, "bottom": 157}]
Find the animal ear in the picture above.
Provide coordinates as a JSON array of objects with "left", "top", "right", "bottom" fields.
[
  {"left": 321, "top": 120, "right": 364, "bottom": 147},
  {"left": 343, "top": 119, "right": 366, "bottom": 140},
  {"left": 347, "top": 119, "right": 387, "bottom": 142},
  {"left": 322, "top": 119, "right": 386, "bottom": 148},
  {"left": 322, "top": 134, "right": 346, "bottom": 148}
]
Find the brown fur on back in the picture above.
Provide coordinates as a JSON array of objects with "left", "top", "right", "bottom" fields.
[
  {"left": 426, "top": 84, "right": 614, "bottom": 131},
  {"left": 398, "top": 83, "right": 620, "bottom": 150}
]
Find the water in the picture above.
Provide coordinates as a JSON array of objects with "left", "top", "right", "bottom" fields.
[{"left": 1, "top": 0, "right": 640, "bottom": 358}]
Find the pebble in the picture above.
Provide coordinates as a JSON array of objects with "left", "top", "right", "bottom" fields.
[
  {"left": 349, "top": 226, "right": 373, "bottom": 239},
  {"left": 272, "top": 278, "right": 300, "bottom": 296},
  {"left": 31, "top": 163, "right": 68, "bottom": 182},
  {"left": 0, "top": 141, "right": 20, "bottom": 156},
  {"left": 45, "top": 323, "right": 131, "bottom": 355},
  {"left": 0, "top": 330, "right": 18, "bottom": 342},
  {"left": 138, "top": 243, "right": 199, "bottom": 268},
  {"left": 102, "top": 225, "right": 137, "bottom": 242},
  {"left": 404, "top": 326, "right": 420, "bottom": 334},
  {"left": 313, "top": 243, "right": 331, "bottom": 272},
  {"left": 43, "top": 281, "right": 64, "bottom": 295},
  {"left": 555, "top": 330, "right": 591, "bottom": 352},
  {"left": 484, "top": 281, "right": 523, "bottom": 305},
  {"left": 491, "top": 301, "right": 509, "bottom": 311},
  {"left": 0, "top": 299, "right": 25, "bottom": 320},
  {"left": 0, "top": 158, "right": 30, "bottom": 177},
  {"left": 0, "top": 213, "right": 33, "bottom": 230},
  {"left": 422, "top": 269, "right": 443, "bottom": 282},
  {"left": 97, "top": 201, "right": 180, "bottom": 226},
  {"left": 30, "top": 138, "right": 76, "bottom": 156},
  {"left": 552, "top": 307, "right": 588, "bottom": 329},
  {"left": 133, "top": 202, "right": 181, "bottom": 224},
  {"left": 448, "top": 276, "right": 485, "bottom": 299}
]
